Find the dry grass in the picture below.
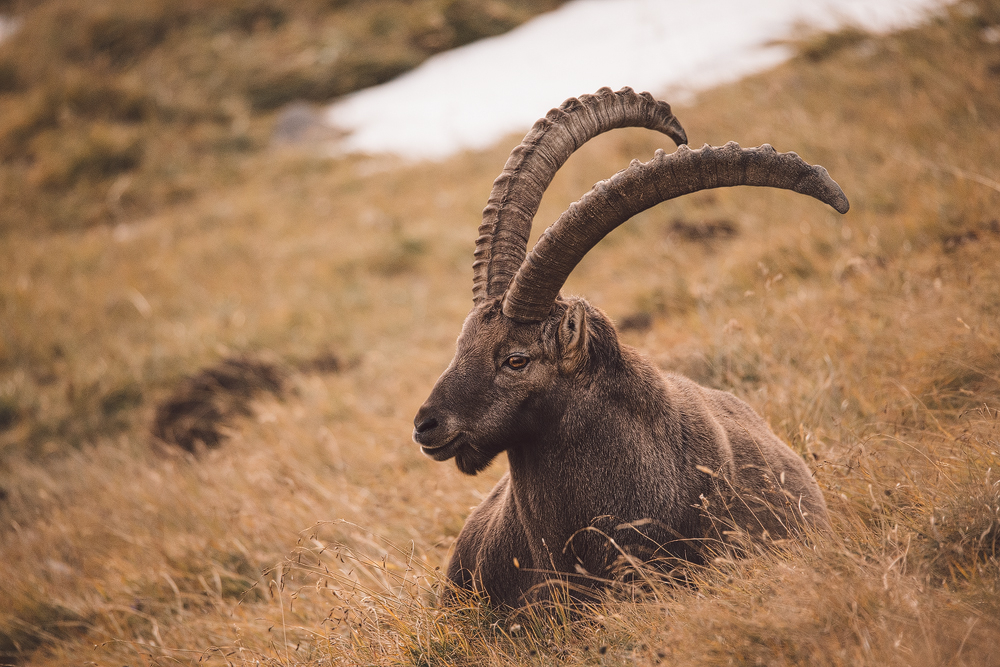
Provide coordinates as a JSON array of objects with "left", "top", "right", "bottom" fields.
[{"left": 2, "top": 0, "right": 1000, "bottom": 664}]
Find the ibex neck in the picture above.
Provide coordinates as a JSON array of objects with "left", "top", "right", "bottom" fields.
[
  {"left": 503, "top": 352, "right": 698, "bottom": 575},
  {"left": 506, "top": 348, "right": 677, "bottom": 502}
]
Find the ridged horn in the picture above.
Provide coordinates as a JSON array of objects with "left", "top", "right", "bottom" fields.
[
  {"left": 472, "top": 87, "right": 687, "bottom": 304},
  {"left": 502, "top": 142, "right": 850, "bottom": 322}
]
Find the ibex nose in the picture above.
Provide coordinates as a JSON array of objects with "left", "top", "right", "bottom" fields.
[
  {"left": 414, "top": 414, "right": 438, "bottom": 434},
  {"left": 413, "top": 405, "right": 438, "bottom": 446}
]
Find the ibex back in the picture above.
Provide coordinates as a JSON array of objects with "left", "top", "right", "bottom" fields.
[{"left": 413, "top": 87, "right": 847, "bottom": 607}]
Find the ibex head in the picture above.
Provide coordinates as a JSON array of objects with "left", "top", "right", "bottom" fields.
[
  {"left": 413, "top": 295, "right": 618, "bottom": 474},
  {"left": 413, "top": 87, "right": 848, "bottom": 475}
]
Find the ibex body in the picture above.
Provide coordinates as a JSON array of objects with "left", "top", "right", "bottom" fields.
[{"left": 413, "top": 88, "right": 847, "bottom": 607}]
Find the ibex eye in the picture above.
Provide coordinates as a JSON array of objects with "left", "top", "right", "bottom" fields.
[{"left": 505, "top": 355, "right": 529, "bottom": 370}]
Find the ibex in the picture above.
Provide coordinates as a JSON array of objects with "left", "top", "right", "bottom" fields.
[{"left": 413, "top": 87, "right": 848, "bottom": 607}]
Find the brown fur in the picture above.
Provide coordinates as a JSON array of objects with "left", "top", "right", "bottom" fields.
[{"left": 413, "top": 297, "right": 830, "bottom": 607}]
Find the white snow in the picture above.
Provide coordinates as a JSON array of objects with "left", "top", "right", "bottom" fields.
[{"left": 325, "top": 0, "right": 948, "bottom": 160}]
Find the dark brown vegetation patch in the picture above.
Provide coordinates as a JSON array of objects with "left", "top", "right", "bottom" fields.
[
  {"left": 151, "top": 356, "right": 287, "bottom": 453},
  {"left": 618, "top": 311, "right": 654, "bottom": 332},
  {"left": 299, "top": 349, "right": 343, "bottom": 374},
  {"left": 941, "top": 218, "right": 1000, "bottom": 252},
  {"left": 0, "top": 396, "right": 18, "bottom": 432},
  {"left": 0, "top": 598, "right": 89, "bottom": 666},
  {"left": 670, "top": 217, "right": 739, "bottom": 243},
  {"left": 796, "top": 26, "right": 873, "bottom": 63}
]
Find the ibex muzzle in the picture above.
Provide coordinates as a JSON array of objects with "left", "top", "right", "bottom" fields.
[{"left": 414, "top": 87, "right": 847, "bottom": 607}]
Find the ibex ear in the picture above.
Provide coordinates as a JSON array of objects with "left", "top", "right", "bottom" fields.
[{"left": 558, "top": 301, "right": 589, "bottom": 374}]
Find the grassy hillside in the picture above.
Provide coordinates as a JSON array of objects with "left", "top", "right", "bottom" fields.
[
  {"left": 2, "top": 0, "right": 1000, "bottom": 665},
  {"left": 0, "top": 0, "right": 563, "bottom": 234}
]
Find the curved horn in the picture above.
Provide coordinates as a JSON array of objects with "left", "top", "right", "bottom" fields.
[
  {"left": 502, "top": 142, "right": 850, "bottom": 322},
  {"left": 472, "top": 87, "right": 687, "bottom": 304}
]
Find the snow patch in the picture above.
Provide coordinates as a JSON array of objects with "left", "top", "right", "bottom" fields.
[{"left": 325, "top": 0, "right": 948, "bottom": 160}]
